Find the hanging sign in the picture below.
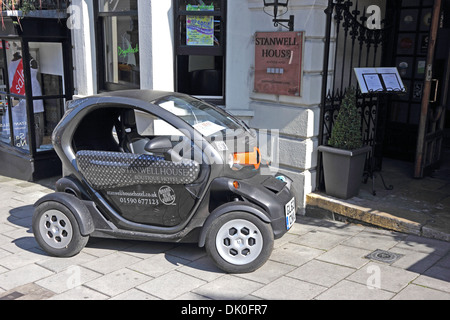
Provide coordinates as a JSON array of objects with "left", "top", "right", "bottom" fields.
[
  {"left": 186, "top": 4, "right": 214, "bottom": 46},
  {"left": 254, "top": 31, "right": 304, "bottom": 96}
]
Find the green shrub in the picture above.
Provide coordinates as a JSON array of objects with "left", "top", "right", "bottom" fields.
[{"left": 328, "top": 88, "right": 363, "bottom": 150}]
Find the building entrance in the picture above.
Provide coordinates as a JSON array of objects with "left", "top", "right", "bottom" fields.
[
  {"left": 319, "top": 0, "right": 450, "bottom": 193},
  {"left": 384, "top": 0, "right": 450, "bottom": 179}
]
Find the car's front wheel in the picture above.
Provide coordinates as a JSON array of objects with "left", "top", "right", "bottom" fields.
[
  {"left": 32, "top": 201, "right": 89, "bottom": 257},
  {"left": 205, "top": 212, "right": 274, "bottom": 273}
]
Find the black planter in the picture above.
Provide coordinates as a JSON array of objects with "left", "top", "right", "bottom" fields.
[{"left": 318, "top": 145, "right": 371, "bottom": 199}]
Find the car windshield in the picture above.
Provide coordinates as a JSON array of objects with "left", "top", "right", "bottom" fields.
[{"left": 153, "top": 95, "right": 245, "bottom": 136}]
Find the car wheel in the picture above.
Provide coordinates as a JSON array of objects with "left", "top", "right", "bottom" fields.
[
  {"left": 32, "top": 201, "right": 89, "bottom": 257},
  {"left": 205, "top": 212, "right": 274, "bottom": 273}
]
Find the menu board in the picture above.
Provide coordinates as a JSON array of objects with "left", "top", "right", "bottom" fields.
[
  {"left": 354, "top": 68, "right": 406, "bottom": 94},
  {"left": 186, "top": 4, "right": 214, "bottom": 46}
]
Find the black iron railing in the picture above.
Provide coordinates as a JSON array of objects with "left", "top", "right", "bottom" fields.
[{"left": 318, "top": 0, "right": 398, "bottom": 192}]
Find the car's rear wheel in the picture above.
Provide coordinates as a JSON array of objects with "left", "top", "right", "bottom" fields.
[
  {"left": 32, "top": 201, "right": 89, "bottom": 257},
  {"left": 205, "top": 212, "right": 274, "bottom": 273}
]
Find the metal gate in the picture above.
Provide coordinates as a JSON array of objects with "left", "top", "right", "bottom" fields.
[{"left": 318, "top": 0, "right": 395, "bottom": 191}]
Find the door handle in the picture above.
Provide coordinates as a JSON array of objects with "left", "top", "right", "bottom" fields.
[{"left": 430, "top": 79, "right": 439, "bottom": 103}]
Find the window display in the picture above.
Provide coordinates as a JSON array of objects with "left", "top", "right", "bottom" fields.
[
  {"left": 0, "top": 40, "right": 66, "bottom": 152},
  {"left": 97, "top": 0, "right": 140, "bottom": 90},
  {"left": 174, "top": 0, "right": 226, "bottom": 103},
  {"left": 29, "top": 42, "right": 65, "bottom": 152},
  {"left": 0, "top": 41, "right": 29, "bottom": 150}
]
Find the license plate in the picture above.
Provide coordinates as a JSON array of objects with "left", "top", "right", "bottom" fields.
[{"left": 285, "top": 197, "right": 296, "bottom": 230}]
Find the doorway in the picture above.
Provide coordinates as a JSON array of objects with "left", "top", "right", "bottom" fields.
[
  {"left": 0, "top": 17, "right": 73, "bottom": 181},
  {"left": 383, "top": 0, "right": 450, "bottom": 178}
]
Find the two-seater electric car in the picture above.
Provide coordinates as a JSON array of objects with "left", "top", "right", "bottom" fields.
[{"left": 32, "top": 90, "right": 298, "bottom": 273}]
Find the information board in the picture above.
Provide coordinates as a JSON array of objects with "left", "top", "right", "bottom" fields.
[
  {"left": 186, "top": 4, "right": 214, "bottom": 46},
  {"left": 354, "top": 67, "right": 406, "bottom": 94}
]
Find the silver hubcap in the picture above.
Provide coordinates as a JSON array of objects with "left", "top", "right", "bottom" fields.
[
  {"left": 216, "top": 219, "right": 263, "bottom": 265},
  {"left": 38, "top": 210, "right": 73, "bottom": 249}
]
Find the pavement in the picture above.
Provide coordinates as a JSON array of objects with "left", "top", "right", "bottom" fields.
[
  {"left": 307, "top": 150, "right": 450, "bottom": 243},
  {"left": 0, "top": 175, "right": 449, "bottom": 301}
]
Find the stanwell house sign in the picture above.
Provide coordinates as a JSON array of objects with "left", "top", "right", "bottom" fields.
[{"left": 254, "top": 31, "right": 304, "bottom": 96}]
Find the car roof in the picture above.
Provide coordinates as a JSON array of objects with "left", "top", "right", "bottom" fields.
[{"left": 95, "top": 89, "right": 189, "bottom": 104}]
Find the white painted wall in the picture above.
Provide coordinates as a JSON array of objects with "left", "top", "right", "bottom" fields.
[
  {"left": 226, "top": 0, "right": 329, "bottom": 212},
  {"left": 144, "top": 0, "right": 174, "bottom": 91},
  {"left": 71, "top": 0, "right": 96, "bottom": 97},
  {"left": 70, "top": 0, "right": 330, "bottom": 212}
]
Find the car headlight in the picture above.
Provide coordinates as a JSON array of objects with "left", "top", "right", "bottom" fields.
[{"left": 228, "top": 147, "right": 261, "bottom": 170}]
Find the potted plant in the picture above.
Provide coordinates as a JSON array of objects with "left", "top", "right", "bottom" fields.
[{"left": 318, "top": 88, "right": 371, "bottom": 199}]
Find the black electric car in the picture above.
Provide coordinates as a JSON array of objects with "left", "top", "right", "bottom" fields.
[{"left": 32, "top": 90, "right": 298, "bottom": 273}]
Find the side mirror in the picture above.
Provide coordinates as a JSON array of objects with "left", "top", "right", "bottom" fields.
[{"left": 144, "top": 136, "right": 172, "bottom": 153}]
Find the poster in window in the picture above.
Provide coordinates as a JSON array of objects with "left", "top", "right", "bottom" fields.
[
  {"left": 418, "top": 34, "right": 429, "bottom": 54},
  {"left": 413, "top": 82, "right": 424, "bottom": 101},
  {"left": 397, "top": 34, "right": 416, "bottom": 55},
  {"left": 186, "top": 4, "right": 214, "bottom": 46},
  {"left": 396, "top": 57, "right": 414, "bottom": 78},
  {"left": 254, "top": 31, "right": 304, "bottom": 96},
  {"left": 399, "top": 9, "right": 418, "bottom": 31},
  {"left": 420, "top": 9, "right": 432, "bottom": 31},
  {"left": 416, "top": 59, "right": 426, "bottom": 78}
]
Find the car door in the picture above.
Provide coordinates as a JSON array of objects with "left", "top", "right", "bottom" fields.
[{"left": 75, "top": 106, "right": 205, "bottom": 227}]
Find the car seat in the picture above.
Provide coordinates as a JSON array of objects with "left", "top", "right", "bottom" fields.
[{"left": 120, "top": 109, "right": 150, "bottom": 154}]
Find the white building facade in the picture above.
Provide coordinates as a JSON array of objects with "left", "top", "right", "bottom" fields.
[{"left": 70, "top": 0, "right": 329, "bottom": 214}]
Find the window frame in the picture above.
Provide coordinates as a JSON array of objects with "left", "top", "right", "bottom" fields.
[
  {"left": 173, "top": 0, "right": 227, "bottom": 105},
  {"left": 94, "top": 0, "right": 140, "bottom": 92},
  {"left": 0, "top": 38, "right": 71, "bottom": 156}
]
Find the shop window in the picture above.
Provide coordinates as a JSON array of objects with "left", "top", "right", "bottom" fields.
[
  {"left": 29, "top": 42, "right": 66, "bottom": 152},
  {"left": 174, "top": 0, "right": 226, "bottom": 104},
  {"left": 0, "top": 41, "right": 27, "bottom": 150},
  {"left": 0, "top": 40, "right": 66, "bottom": 153},
  {"left": 96, "top": 0, "right": 140, "bottom": 91}
]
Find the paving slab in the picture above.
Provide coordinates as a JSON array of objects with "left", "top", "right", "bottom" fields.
[
  {"left": 291, "top": 229, "right": 354, "bottom": 250},
  {"left": 252, "top": 276, "right": 327, "bottom": 300},
  {"left": 0, "top": 175, "right": 449, "bottom": 301},
  {"left": 306, "top": 155, "right": 450, "bottom": 243},
  {"left": 315, "top": 279, "right": 395, "bottom": 300},
  {"left": 316, "top": 245, "right": 372, "bottom": 269},
  {"left": 393, "top": 284, "right": 450, "bottom": 300},
  {"left": 36, "top": 266, "right": 102, "bottom": 294},
  {"left": 137, "top": 270, "right": 206, "bottom": 300},
  {"left": 84, "top": 268, "right": 152, "bottom": 297},
  {"left": 269, "top": 242, "right": 324, "bottom": 267},
  {"left": 48, "top": 286, "right": 109, "bottom": 300},
  {"left": 287, "top": 259, "right": 355, "bottom": 287},
  {"left": 0, "top": 264, "right": 54, "bottom": 291},
  {"left": 0, "top": 283, "right": 54, "bottom": 300},
  {"left": 347, "top": 262, "right": 419, "bottom": 293},
  {"left": 81, "top": 252, "right": 142, "bottom": 275},
  {"left": 109, "top": 288, "right": 160, "bottom": 300},
  {"left": 191, "top": 274, "right": 263, "bottom": 300},
  {"left": 412, "top": 265, "right": 450, "bottom": 293}
]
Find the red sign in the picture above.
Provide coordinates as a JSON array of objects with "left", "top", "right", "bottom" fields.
[
  {"left": 10, "top": 59, "right": 25, "bottom": 96},
  {"left": 254, "top": 31, "right": 303, "bottom": 96}
]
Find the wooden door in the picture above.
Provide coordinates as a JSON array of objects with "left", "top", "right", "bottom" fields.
[{"left": 414, "top": 0, "right": 449, "bottom": 177}]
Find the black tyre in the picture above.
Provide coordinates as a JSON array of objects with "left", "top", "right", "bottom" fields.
[
  {"left": 32, "top": 201, "right": 89, "bottom": 257},
  {"left": 205, "top": 212, "right": 274, "bottom": 274}
]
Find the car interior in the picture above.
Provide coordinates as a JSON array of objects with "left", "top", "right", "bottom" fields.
[{"left": 72, "top": 106, "right": 188, "bottom": 160}]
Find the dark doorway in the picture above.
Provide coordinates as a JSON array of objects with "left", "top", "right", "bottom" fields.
[
  {"left": 383, "top": 0, "right": 450, "bottom": 178},
  {"left": 319, "top": 0, "right": 450, "bottom": 193}
]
